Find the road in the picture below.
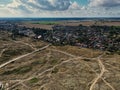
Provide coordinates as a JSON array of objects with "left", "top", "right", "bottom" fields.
[{"left": 0, "top": 44, "right": 51, "bottom": 69}]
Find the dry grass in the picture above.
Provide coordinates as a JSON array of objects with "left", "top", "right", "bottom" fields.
[
  {"left": 0, "top": 32, "right": 120, "bottom": 90},
  {"left": 19, "top": 21, "right": 120, "bottom": 30},
  {"left": 52, "top": 45, "right": 103, "bottom": 58}
]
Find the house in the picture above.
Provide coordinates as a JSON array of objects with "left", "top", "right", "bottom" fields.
[{"left": 18, "top": 29, "right": 35, "bottom": 37}]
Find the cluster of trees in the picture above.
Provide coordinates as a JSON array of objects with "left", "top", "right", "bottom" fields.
[{"left": 10, "top": 25, "right": 120, "bottom": 54}]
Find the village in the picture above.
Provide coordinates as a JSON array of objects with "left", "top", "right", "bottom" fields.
[
  {"left": 44, "top": 25, "right": 120, "bottom": 53},
  {"left": 0, "top": 21, "right": 120, "bottom": 54},
  {"left": 0, "top": 20, "right": 120, "bottom": 90}
]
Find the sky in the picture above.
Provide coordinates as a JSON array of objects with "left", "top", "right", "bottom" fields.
[{"left": 0, "top": 0, "right": 120, "bottom": 17}]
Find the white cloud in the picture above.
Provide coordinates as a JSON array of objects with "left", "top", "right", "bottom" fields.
[
  {"left": 7, "top": 0, "right": 20, "bottom": 7},
  {"left": 17, "top": 0, "right": 71, "bottom": 11},
  {"left": 89, "top": 0, "right": 120, "bottom": 7},
  {"left": 0, "top": 0, "right": 120, "bottom": 17},
  {"left": 3, "top": 0, "right": 80, "bottom": 16},
  {"left": 69, "top": 1, "right": 80, "bottom": 10}
]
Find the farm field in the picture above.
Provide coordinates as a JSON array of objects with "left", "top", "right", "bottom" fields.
[{"left": 19, "top": 21, "right": 120, "bottom": 30}]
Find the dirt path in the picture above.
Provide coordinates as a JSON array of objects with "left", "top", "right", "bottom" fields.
[
  {"left": 0, "top": 48, "right": 7, "bottom": 57},
  {"left": 2, "top": 49, "right": 115, "bottom": 90},
  {"left": 89, "top": 54, "right": 115, "bottom": 90},
  {"left": 50, "top": 49, "right": 76, "bottom": 58},
  {"left": 14, "top": 41, "right": 37, "bottom": 50},
  {"left": 0, "top": 44, "right": 51, "bottom": 69},
  {"left": 89, "top": 58, "right": 106, "bottom": 90},
  {"left": 8, "top": 57, "right": 82, "bottom": 89}
]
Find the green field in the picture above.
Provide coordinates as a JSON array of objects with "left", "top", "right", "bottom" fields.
[{"left": 32, "top": 21, "right": 59, "bottom": 25}]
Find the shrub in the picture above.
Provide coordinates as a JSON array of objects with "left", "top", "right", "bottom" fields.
[
  {"left": 52, "top": 67, "right": 59, "bottom": 74},
  {"left": 31, "top": 60, "right": 47, "bottom": 66},
  {"left": 29, "top": 77, "right": 39, "bottom": 83},
  {"left": 2, "top": 66, "right": 32, "bottom": 75},
  {"left": 49, "top": 59, "right": 58, "bottom": 65}
]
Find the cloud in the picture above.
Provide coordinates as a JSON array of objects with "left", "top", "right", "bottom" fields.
[
  {"left": 0, "top": 0, "right": 13, "bottom": 4},
  {"left": 89, "top": 0, "right": 120, "bottom": 7},
  {"left": 5, "top": 0, "right": 73, "bottom": 15},
  {"left": 69, "top": 1, "right": 80, "bottom": 10},
  {"left": 14, "top": 5, "right": 33, "bottom": 13},
  {"left": 16, "top": 0, "right": 71, "bottom": 11},
  {"left": 0, "top": 0, "right": 120, "bottom": 17}
]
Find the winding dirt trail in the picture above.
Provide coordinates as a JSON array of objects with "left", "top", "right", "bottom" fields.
[
  {"left": 89, "top": 58, "right": 106, "bottom": 90},
  {"left": 2, "top": 49, "right": 116, "bottom": 90},
  {"left": 0, "top": 48, "right": 7, "bottom": 57},
  {"left": 89, "top": 54, "right": 115, "bottom": 90},
  {"left": 0, "top": 44, "right": 51, "bottom": 69},
  {"left": 50, "top": 49, "right": 76, "bottom": 58},
  {"left": 14, "top": 41, "right": 37, "bottom": 50}
]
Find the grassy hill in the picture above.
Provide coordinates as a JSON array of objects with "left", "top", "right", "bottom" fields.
[{"left": 0, "top": 31, "right": 120, "bottom": 90}]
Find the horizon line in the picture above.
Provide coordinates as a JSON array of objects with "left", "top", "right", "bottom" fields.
[{"left": 0, "top": 17, "right": 120, "bottom": 18}]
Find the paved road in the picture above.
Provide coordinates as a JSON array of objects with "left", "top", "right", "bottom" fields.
[{"left": 0, "top": 44, "right": 51, "bottom": 68}]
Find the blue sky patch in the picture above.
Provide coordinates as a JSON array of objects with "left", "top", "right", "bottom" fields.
[
  {"left": 0, "top": 0, "right": 12, "bottom": 4},
  {"left": 0, "top": 0, "right": 120, "bottom": 17},
  {"left": 71, "top": 0, "right": 88, "bottom": 6}
]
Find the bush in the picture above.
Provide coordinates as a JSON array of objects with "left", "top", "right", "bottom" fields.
[
  {"left": 31, "top": 59, "right": 47, "bottom": 66},
  {"left": 17, "top": 66, "right": 32, "bottom": 74},
  {"left": 52, "top": 67, "right": 59, "bottom": 74},
  {"left": 29, "top": 77, "right": 39, "bottom": 83},
  {"left": 0, "top": 55, "right": 10, "bottom": 64},
  {"left": 49, "top": 59, "right": 58, "bottom": 65},
  {"left": 2, "top": 66, "right": 32, "bottom": 75}
]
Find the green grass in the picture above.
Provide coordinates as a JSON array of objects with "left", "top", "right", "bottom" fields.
[
  {"left": 31, "top": 59, "right": 47, "bottom": 66},
  {"left": 2, "top": 66, "right": 32, "bottom": 75},
  {"left": 29, "top": 77, "right": 39, "bottom": 83},
  {"left": 3, "top": 48, "right": 33, "bottom": 56},
  {"left": 0, "top": 55, "right": 11, "bottom": 64},
  {"left": 49, "top": 59, "right": 58, "bottom": 65},
  {"left": 32, "top": 21, "right": 59, "bottom": 25}
]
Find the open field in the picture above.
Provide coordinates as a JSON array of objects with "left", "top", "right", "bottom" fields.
[
  {"left": 61, "top": 21, "right": 120, "bottom": 26},
  {"left": 0, "top": 32, "right": 120, "bottom": 90},
  {"left": 0, "top": 20, "right": 120, "bottom": 90},
  {"left": 31, "top": 21, "right": 59, "bottom": 25},
  {"left": 19, "top": 21, "right": 120, "bottom": 30}
]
